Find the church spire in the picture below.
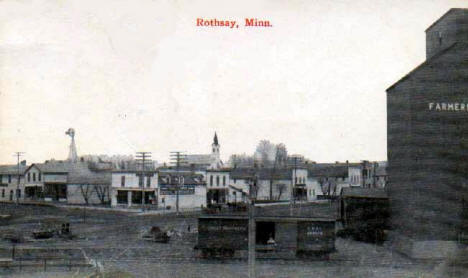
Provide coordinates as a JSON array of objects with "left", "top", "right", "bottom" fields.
[{"left": 213, "top": 132, "right": 219, "bottom": 146}]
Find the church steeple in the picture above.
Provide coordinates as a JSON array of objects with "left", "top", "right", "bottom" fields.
[
  {"left": 213, "top": 132, "right": 219, "bottom": 146},
  {"left": 210, "top": 132, "right": 222, "bottom": 169}
]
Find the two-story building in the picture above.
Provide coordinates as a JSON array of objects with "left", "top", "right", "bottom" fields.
[
  {"left": 0, "top": 163, "right": 27, "bottom": 201},
  {"left": 158, "top": 171, "right": 206, "bottom": 209},
  {"left": 24, "top": 161, "right": 112, "bottom": 204},
  {"left": 206, "top": 167, "right": 322, "bottom": 204},
  {"left": 206, "top": 168, "right": 233, "bottom": 204},
  {"left": 254, "top": 167, "right": 319, "bottom": 201},
  {"left": 307, "top": 161, "right": 388, "bottom": 198},
  {"left": 110, "top": 167, "right": 158, "bottom": 207},
  {"left": 23, "top": 163, "right": 44, "bottom": 200},
  {"left": 27, "top": 161, "right": 74, "bottom": 202}
]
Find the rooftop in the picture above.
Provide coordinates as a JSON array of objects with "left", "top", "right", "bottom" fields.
[
  {"left": 0, "top": 165, "right": 28, "bottom": 175},
  {"left": 158, "top": 171, "right": 205, "bottom": 185},
  {"left": 425, "top": 8, "right": 468, "bottom": 32},
  {"left": 341, "top": 187, "right": 388, "bottom": 199}
]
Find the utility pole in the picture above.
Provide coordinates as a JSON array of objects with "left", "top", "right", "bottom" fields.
[
  {"left": 248, "top": 171, "right": 257, "bottom": 278},
  {"left": 269, "top": 148, "right": 280, "bottom": 201},
  {"left": 14, "top": 152, "right": 24, "bottom": 205},
  {"left": 136, "top": 152, "right": 152, "bottom": 211},
  {"left": 170, "top": 151, "right": 187, "bottom": 216},
  {"left": 290, "top": 156, "right": 298, "bottom": 216}
]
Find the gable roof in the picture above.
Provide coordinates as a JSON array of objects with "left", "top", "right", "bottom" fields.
[
  {"left": 67, "top": 164, "right": 111, "bottom": 185},
  {"left": 158, "top": 172, "right": 205, "bottom": 185},
  {"left": 229, "top": 167, "right": 295, "bottom": 180},
  {"left": 24, "top": 162, "right": 111, "bottom": 185},
  {"left": 33, "top": 161, "right": 78, "bottom": 173},
  {"left": 307, "top": 163, "right": 349, "bottom": 178},
  {"left": 386, "top": 42, "right": 458, "bottom": 92},
  {"left": 425, "top": 8, "right": 468, "bottom": 32},
  {"left": 186, "top": 154, "right": 213, "bottom": 165},
  {"left": 0, "top": 164, "right": 28, "bottom": 175}
]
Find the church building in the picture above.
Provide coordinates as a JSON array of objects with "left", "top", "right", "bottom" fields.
[{"left": 186, "top": 133, "right": 223, "bottom": 170}]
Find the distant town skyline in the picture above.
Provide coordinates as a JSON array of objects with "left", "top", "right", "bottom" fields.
[{"left": 2, "top": 0, "right": 468, "bottom": 165}]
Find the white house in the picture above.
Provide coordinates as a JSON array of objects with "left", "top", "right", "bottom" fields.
[
  {"left": 158, "top": 171, "right": 206, "bottom": 209},
  {"left": 111, "top": 168, "right": 158, "bottom": 207},
  {"left": 0, "top": 164, "right": 27, "bottom": 202},
  {"left": 206, "top": 168, "right": 235, "bottom": 204},
  {"left": 206, "top": 167, "right": 322, "bottom": 204},
  {"left": 23, "top": 161, "right": 112, "bottom": 204},
  {"left": 23, "top": 161, "right": 74, "bottom": 202}
]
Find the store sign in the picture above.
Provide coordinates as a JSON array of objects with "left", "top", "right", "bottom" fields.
[
  {"left": 429, "top": 103, "right": 468, "bottom": 111},
  {"left": 159, "top": 184, "right": 195, "bottom": 195}
]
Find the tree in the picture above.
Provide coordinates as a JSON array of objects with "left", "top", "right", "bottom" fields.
[
  {"left": 254, "top": 140, "right": 276, "bottom": 167},
  {"left": 228, "top": 153, "right": 255, "bottom": 168},
  {"left": 79, "top": 184, "right": 92, "bottom": 205},
  {"left": 276, "top": 183, "right": 287, "bottom": 200},
  {"left": 275, "top": 143, "right": 288, "bottom": 167},
  {"left": 267, "top": 144, "right": 288, "bottom": 200},
  {"left": 94, "top": 185, "right": 109, "bottom": 205}
]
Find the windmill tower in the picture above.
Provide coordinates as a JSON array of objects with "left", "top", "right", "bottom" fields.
[{"left": 65, "top": 128, "right": 78, "bottom": 162}]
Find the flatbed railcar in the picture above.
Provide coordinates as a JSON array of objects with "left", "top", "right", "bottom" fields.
[{"left": 196, "top": 215, "right": 335, "bottom": 259}]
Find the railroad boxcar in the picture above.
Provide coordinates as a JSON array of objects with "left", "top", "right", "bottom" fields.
[
  {"left": 196, "top": 215, "right": 335, "bottom": 259},
  {"left": 339, "top": 187, "right": 390, "bottom": 244}
]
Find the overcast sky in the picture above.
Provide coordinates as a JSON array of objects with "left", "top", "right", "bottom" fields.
[{"left": 1, "top": 0, "right": 467, "bottom": 164}]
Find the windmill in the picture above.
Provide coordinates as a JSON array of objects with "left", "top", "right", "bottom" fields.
[{"left": 65, "top": 128, "right": 78, "bottom": 162}]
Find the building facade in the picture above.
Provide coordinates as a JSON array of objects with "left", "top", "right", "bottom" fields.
[
  {"left": 158, "top": 171, "right": 206, "bottom": 209},
  {"left": 206, "top": 169, "right": 232, "bottom": 204},
  {"left": 387, "top": 8, "right": 468, "bottom": 259},
  {"left": 0, "top": 164, "right": 27, "bottom": 202},
  {"left": 24, "top": 164, "right": 43, "bottom": 200},
  {"left": 206, "top": 167, "right": 322, "bottom": 204},
  {"left": 110, "top": 169, "right": 158, "bottom": 207}
]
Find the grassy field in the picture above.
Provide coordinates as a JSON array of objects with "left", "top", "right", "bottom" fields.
[{"left": 0, "top": 202, "right": 466, "bottom": 278}]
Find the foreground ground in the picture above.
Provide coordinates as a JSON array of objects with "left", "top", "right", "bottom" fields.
[{"left": 0, "top": 202, "right": 466, "bottom": 278}]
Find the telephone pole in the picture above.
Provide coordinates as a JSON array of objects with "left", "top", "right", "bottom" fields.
[
  {"left": 14, "top": 152, "right": 24, "bottom": 205},
  {"left": 248, "top": 171, "right": 257, "bottom": 278},
  {"left": 136, "top": 152, "right": 152, "bottom": 210},
  {"left": 170, "top": 151, "right": 187, "bottom": 215},
  {"left": 289, "top": 156, "right": 299, "bottom": 216}
]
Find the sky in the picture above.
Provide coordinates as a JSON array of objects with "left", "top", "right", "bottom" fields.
[{"left": 1, "top": 0, "right": 468, "bottom": 165}]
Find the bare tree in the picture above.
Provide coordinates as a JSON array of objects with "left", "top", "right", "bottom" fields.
[
  {"left": 94, "top": 185, "right": 109, "bottom": 204},
  {"left": 276, "top": 183, "right": 287, "bottom": 200},
  {"left": 79, "top": 184, "right": 92, "bottom": 205},
  {"left": 254, "top": 140, "right": 276, "bottom": 167},
  {"left": 228, "top": 153, "right": 255, "bottom": 167},
  {"left": 275, "top": 143, "right": 288, "bottom": 167}
]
